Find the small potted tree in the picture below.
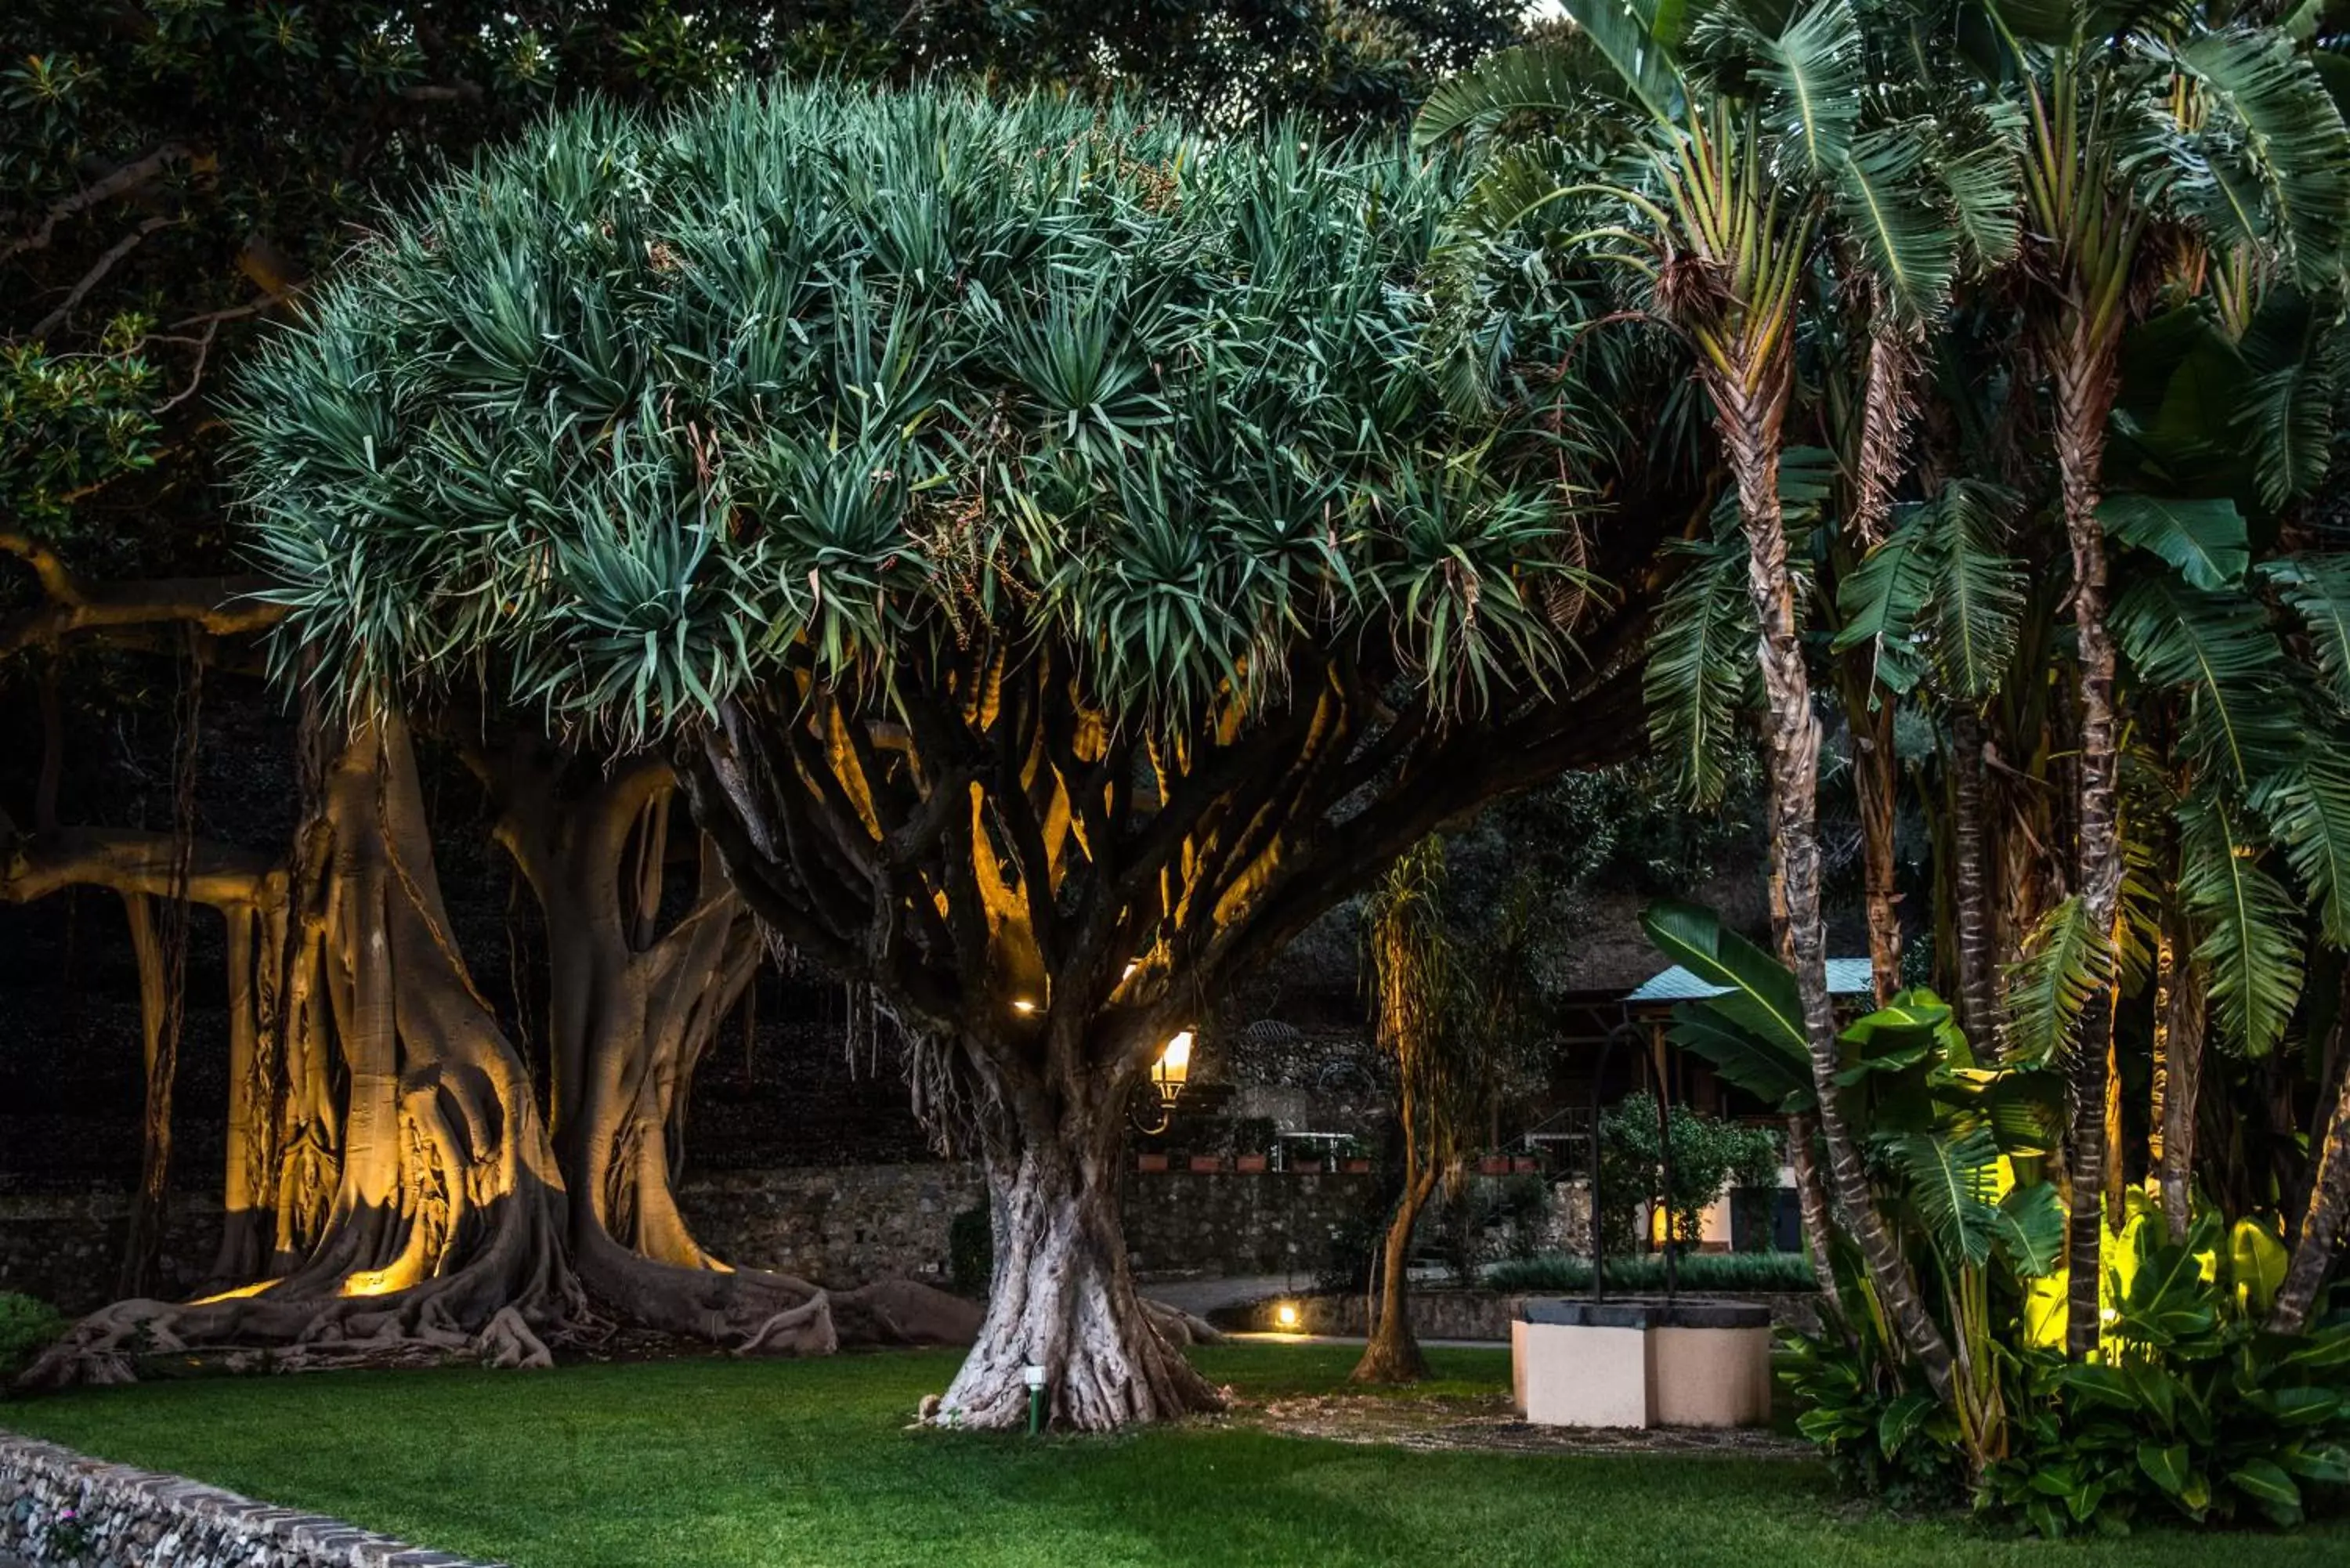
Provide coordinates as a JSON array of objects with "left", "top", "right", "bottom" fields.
[{"left": 1235, "top": 1117, "right": 1276, "bottom": 1172}]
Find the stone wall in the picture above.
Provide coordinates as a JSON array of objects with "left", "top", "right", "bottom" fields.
[
  {"left": 1221, "top": 1288, "right": 1824, "bottom": 1339},
  {"left": 0, "top": 1194, "right": 219, "bottom": 1317},
  {"left": 0, "top": 1433, "right": 494, "bottom": 1567},
  {"left": 675, "top": 1165, "right": 985, "bottom": 1286},
  {"left": 1119, "top": 1169, "right": 1379, "bottom": 1278},
  {"left": 1, "top": 1163, "right": 1397, "bottom": 1313}
]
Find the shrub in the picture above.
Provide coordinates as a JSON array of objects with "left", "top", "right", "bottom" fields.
[
  {"left": 0, "top": 1292, "right": 66, "bottom": 1388},
  {"left": 1596, "top": 1093, "right": 1780, "bottom": 1252},
  {"left": 1484, "top": 1250, "right": 1817, "bottom": 1293}
]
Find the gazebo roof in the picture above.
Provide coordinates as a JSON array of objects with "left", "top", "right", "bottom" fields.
[{"left": 1626, "top": 957, "right": 1875, "bottom": 1006}]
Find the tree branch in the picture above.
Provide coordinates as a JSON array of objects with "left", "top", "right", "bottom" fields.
[{"left": 4, "top": 146, "right": 190, "bottom": 264}]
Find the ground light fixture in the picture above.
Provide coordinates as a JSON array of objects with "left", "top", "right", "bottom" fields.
[
  {"left": 1274, "top": 1302, "right": 1301, "bottom": 1331},
  {"left": 1023, "top": 1362, "right": 1047, "bottom": 1436}
]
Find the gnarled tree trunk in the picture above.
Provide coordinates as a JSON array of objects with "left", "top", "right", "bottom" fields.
[{"left": 937, "top": 1078, "right": 1216, "bottom": 1431}]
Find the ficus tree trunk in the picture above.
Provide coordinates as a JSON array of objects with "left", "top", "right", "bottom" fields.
[{"left": 16, "top": 707, "right": 975, "bottom": 1388}]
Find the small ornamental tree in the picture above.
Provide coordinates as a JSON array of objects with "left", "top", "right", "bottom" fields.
[{"left": 233, "top": 85, "right": 1672, "bottom": 1429}]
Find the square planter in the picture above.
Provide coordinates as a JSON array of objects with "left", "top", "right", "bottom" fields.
[
  {"left": 1342, "top": 1158, "right": 1372, "bottom": 1173},
  {"left": 1477, "top": 1155, "right": 1510, "bottom": 1176},
  {"left": 1235, "top": 1154, "right": 1269, "bottom": 1172},
  {"left": 1291, "top": 1159, "right": 1323, "bottom": 1174},
  {"left": 1136, "top": 1153, "right": 1170, "bottom": 1172},
  {"left": 1189, "top": 1155, "right": 1225, "bottom": 1173},
  {"left": 1512, "top": 1156, "right": 1540, "bottom": 1175}
]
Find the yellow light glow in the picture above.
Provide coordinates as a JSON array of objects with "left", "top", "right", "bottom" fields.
[
  {"left": 340, "top": 1270, "right": 398, "bottom": 1298},
  {"left": 189, "top": 1279, "right": 279, "bottom": 1306},
  {"left": 1011, "top": 999, "right": 1038, "bottom": 1014},
  {"left": 1123, "top": 960, "right": 1140, "bottom": 981},
  {"left": 1159, "top": 1030, "right": 1193, "bottom": 1082},
  {"left": 1274, "top": 1302, "right": 1300, "bottom": 1330}
]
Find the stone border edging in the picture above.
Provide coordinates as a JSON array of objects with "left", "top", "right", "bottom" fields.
[{"left": 1, "top": 1431, "right": 501, "bottom": 1568}]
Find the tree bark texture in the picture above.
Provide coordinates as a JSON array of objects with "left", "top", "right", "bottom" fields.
[
  {"left": 17, "top": 709, "right": 976, "bottom": 1388},
  {"left": 2053, "top": 314, "right": 2124, "bottom": 1361},
  {"left": 938, "top": 1104, "right": 1218, "bottom": 1431},
  {"left": 1355, "top": 1166, "right": 1438, "bottom": 1385},
  {"left": 1712, "top": 359, "right": 1956, "bottom": 1402},
  {"left": 1948, "top": 710, "right": 2001, "bottom": 1054},
  {"left": 1855, "top": 703, "right": 1902, "bottom": 1007},
  {"left": 2274, "top": 969, "right": 2350, "bottom": 1334}
]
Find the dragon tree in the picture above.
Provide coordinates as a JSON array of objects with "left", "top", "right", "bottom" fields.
[{"left": 230, "top": 85, "right": 1676, "bottom": 1429}]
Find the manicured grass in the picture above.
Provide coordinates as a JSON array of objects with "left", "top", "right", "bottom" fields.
[{"left": 2, "top": 1344, "right": 2341, "bottom": 1567}]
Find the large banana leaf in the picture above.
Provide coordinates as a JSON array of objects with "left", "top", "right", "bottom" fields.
[
  {"left": 2113, "top": 575, "right": 2298, "bottom": 798},
  {"left": 1992, "top": 1179, "right": 2066, "bottom": 1277},
  {"left": 2099, "top": 493, "right": 2248, "bottom": 591},
  {"left": 1640, "top": 900, "right": 1808, "bottom": 1054},
  {"left": 2001, "top": 896, "right": 2112, "bottom": 1067},
  {"left": 1891, "top": 1125, "right": 2001, "bottom": 1270},
  {"left": 2264, "top": 555, "right": 2350, "bottom": 710},
  {"left": 2180, "top": 792, "right": 2305, "bottom": 1057},
  {"left": 1664, "top": 1003, "right": 1815, "bottom": 1111}
]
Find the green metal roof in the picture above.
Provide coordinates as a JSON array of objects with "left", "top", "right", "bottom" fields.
[{"left": 1627, "top": 957, "right": 1875, "bottom": 1005}]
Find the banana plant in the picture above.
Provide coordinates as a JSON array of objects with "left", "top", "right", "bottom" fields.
[{"left": 1642, "top": 898, "right": 2064, "bottom": 1466}]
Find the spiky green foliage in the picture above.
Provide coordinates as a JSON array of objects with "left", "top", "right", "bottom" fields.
[{"left": 233, "top": 85, "right": 1611, "bottom": 739}]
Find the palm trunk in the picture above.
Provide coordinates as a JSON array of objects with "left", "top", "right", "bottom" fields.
[
  {"left": 1949, "top": 710, "right": 2001, "bottom": 1054},
  {"left": 1787, "top": 1111, "right": 1842, "bottom": 1302},
  {"left": 2054, "top": 320, "right": 2124, "bottom": 1361},
  {"left": 2273, "top": 966, "right": 2350, "bottom": 1333},
  {"left": 1856, "top": 703, "right": 1902, "bottom": 1006},
  {"left": 1715, "top": 366, "right": 1956, "bottom": 1401}
]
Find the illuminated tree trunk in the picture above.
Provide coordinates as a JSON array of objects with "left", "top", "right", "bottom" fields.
[
  {"left": 1355, "top": 1165, "right": 1437, "bottom": 1385},
  {"left": 2052, "top": 310, "right": 2126, "bottom": 1362},
  {"left": 937, "top": 1080, "right": 1217, "bottom": 1431},
  {"left": 486, "top": 741, "right": 978, "bottom": 1352}
]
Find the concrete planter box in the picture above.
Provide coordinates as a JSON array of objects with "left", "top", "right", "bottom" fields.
[
  {"left": 1235, "top": 1154, "right": 1269, "bottom": 1172},
  {"left": 1136, "top": 1153, "right": 1170, "bottom": 1172},
  {"left": 1189, "top": 1155, "right": 1226, "bottom": 1173},
  {"left": 1509, "top": 1297, "right": 1773, "bottom": 1429},
  {"left": 1342, "top": 1157, "right": 1372, "bottom": 1173}
]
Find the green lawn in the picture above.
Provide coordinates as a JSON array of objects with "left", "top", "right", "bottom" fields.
[{"left": 2, "top": 1343, "right": 2341, "bottom": 1567}]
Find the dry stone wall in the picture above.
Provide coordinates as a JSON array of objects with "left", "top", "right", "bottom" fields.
[
  {"left": 0, "top": 1433, "right": 494, "bottom": 1567},
  {"left": 4, "top": 1165, "right": 1391, "bottom": 1312}
]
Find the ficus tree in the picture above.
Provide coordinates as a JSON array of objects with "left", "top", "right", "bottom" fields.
[{"left": 227, "top": 85, "right": 1681, "bottom": 1429}]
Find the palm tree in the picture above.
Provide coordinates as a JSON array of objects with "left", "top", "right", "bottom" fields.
[
  {"left": 1419, "top": 0, "right": 1978, "bottom": 1397},
  {"left": 1966, "top": 0, "right": 2350, "bottom": 1354}
]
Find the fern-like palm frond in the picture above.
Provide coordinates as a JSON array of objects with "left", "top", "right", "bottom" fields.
[
  {"left": 2001, "top": 895, "right": 2113, "bottom": 1067},
  {"left": 2178, "top": 791, "right": 2305, "bottom": 1057}
]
